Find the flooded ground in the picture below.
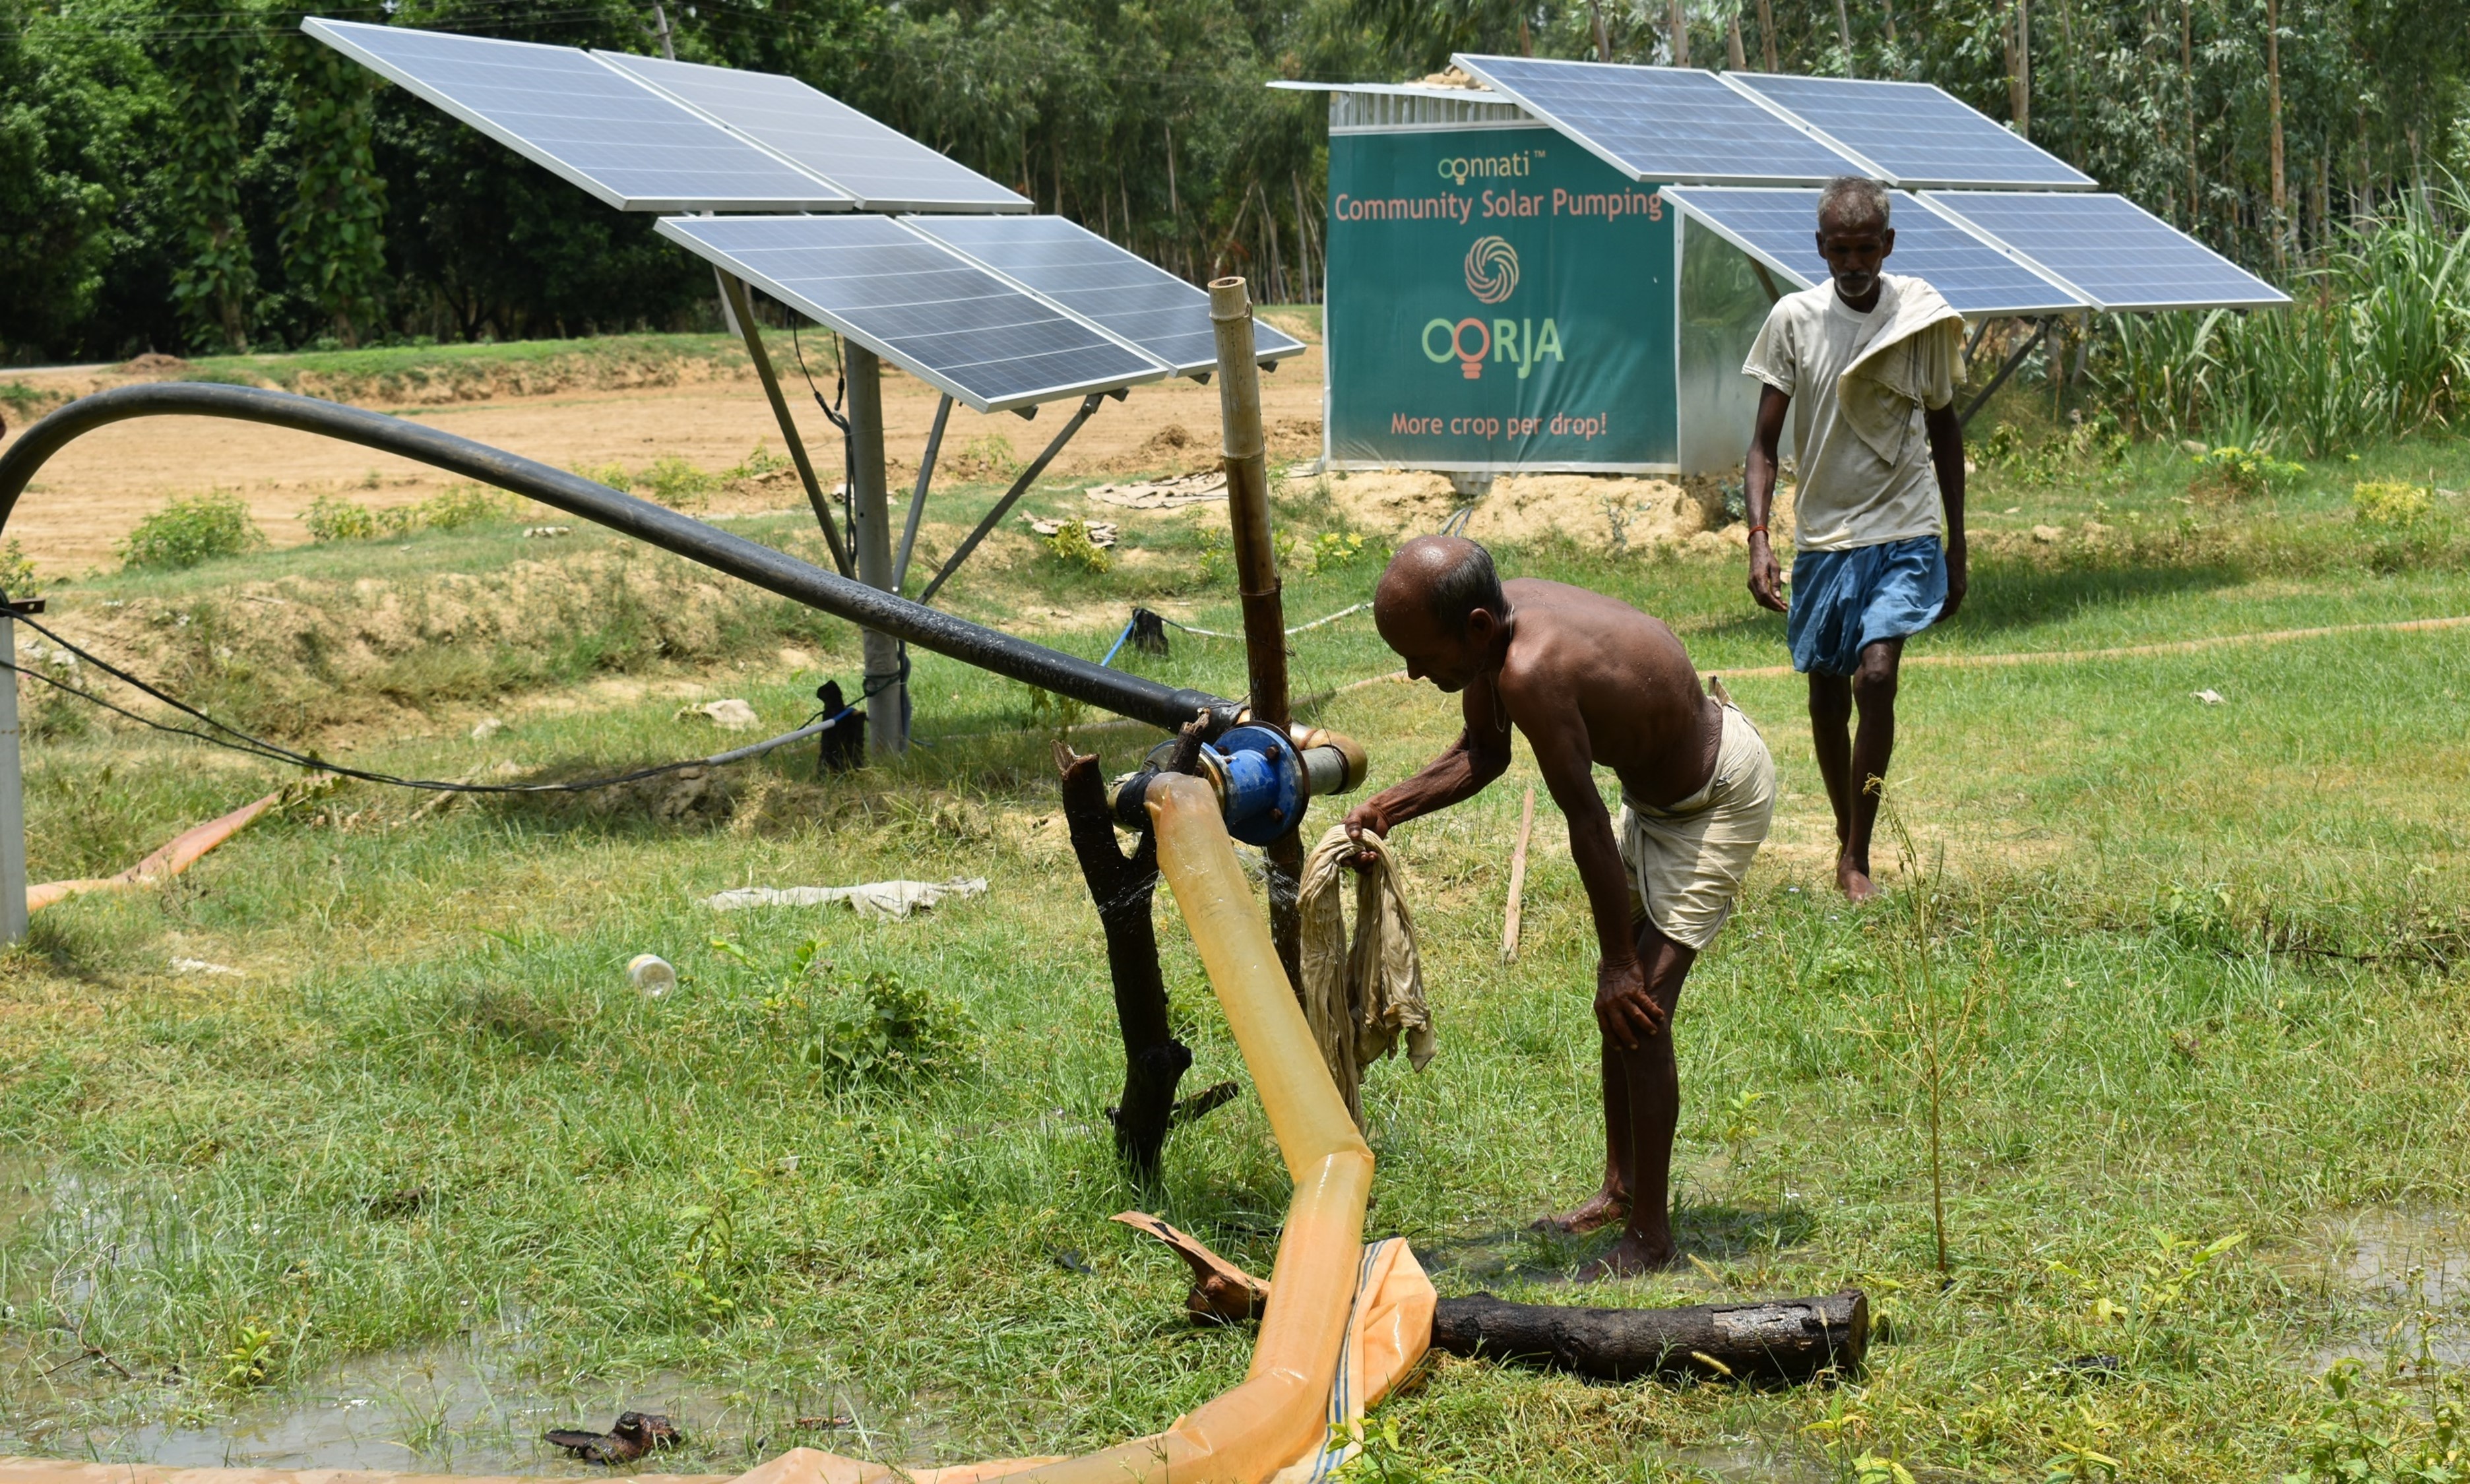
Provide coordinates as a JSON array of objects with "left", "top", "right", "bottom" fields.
[
  {"left": 2306, "top": 1208, "right": 2470, "bottom": 1375},
  {"left": 0, "top": 1157, "right": 933, "bottom": 1476},
  {"left": 0, "top": 1316, "right": 885, "bottom": 1475}
]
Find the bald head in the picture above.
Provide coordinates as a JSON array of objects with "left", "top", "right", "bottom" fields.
[
  {"left": 1373, "top": 536, "right": 1509, "bottom": 693},
  {"left": 1378, "top": 535, "right": 1506, "bottom": 637}
]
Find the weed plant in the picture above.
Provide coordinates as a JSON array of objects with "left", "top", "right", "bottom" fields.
[{"left": 115, "top": 491, "right": 265, "bottom": 571}]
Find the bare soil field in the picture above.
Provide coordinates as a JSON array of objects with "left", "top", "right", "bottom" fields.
[{"left": 0, "top": 344, "right": 1328, "bottom": 572}]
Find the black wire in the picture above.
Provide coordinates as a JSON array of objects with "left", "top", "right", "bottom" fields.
[
  {"left": 791, "top": 321, "right": 857, "bottom": 562},
  {"left": 6, "top": 613, "right": 899, "bottom": 795}
]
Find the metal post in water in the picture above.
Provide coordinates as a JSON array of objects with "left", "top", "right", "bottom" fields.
[
  {"left": 1208, "top": 277, "right": 1303, "bottom": 988},
  {"left": 844, "top": 343, "right": 906, "bottom": 753},
  {"left": 0, "top": 602, "right": 27, "bottom": 944}
]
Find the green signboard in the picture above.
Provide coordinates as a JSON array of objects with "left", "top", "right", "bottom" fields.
[{"left": 1325, "top": 125, "right": 1676, "bottom": 471}]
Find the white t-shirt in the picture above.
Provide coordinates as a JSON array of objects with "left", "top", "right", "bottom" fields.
[{"left": 1743, "top": 278, "right": 1959, "bottom": 552}]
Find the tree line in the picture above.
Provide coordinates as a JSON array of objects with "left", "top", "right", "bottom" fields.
[{"left": 0, "top": 0, "right": 2461, "bottom": 365}]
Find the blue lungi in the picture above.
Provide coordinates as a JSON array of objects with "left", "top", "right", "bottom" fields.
[{"left": 1787, "top": 536, "right": 1948, "bottom": 677}]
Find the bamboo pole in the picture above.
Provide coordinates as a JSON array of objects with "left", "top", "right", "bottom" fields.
[
  {"left": 1209, "top": 277, "right": 1304, "bottom": 993},
  {"left": 1501, "top": 787, "right": 1535, "bottom": 964}
]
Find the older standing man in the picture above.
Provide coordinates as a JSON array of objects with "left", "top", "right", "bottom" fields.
[{"left": 1743, "top": 176, "right": 1969, "bottom": 901}]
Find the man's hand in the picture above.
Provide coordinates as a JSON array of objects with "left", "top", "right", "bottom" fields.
[
  {"left": 1341, "top": 803, "right": 1389, "bottom": 869},
  {"left": 1940, "top": 536, "right": 1968, "bottom": 621},
  {"left": 1747, "top": 531, "right": 1788, "bottom": 613},
  {"left": 1594, "top": 956, "right": 1666, "bottom": 1050}
]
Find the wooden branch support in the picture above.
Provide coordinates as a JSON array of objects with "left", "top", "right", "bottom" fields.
[
  {"left": 1056, "top": 741, "right": 1190, "bottom": 1179},
  {"left": 1430, "top": 1289, "right": 1867, "bottom": 1385},
  {"left": 1501, "top": 786, "right": 1535, "bottom": 964}
]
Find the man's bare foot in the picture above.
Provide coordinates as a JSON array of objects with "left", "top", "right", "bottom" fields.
[
  {"left": 1579, "top": 1232, "right": 1680, "bottom": 1279},
  {"left": 1534, "top": 1189, "right": 1630, "bottom": 1235},
  {"left": 1837, "top": 855, "right": 1882, "bottom": 902}
]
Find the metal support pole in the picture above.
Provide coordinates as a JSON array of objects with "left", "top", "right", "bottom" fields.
[
  {"left": 1208, "top": 276, "right": 1304, "bottom": 994},
  {"left": 916, "top": 391, "right": 1110, "bottom": 606},
  {"left": 844, "top": 344, "right": 906, "bottom": 755},
  {"left": 1959, "top": 317, "right": 2052, "bottom": 429},
  {"left": 895, "top": 394, "right": 952, "bottom": 594},
  {"left": 718, "top": 272, "right": 854, "bottom": 577},
  {"left": 0, "top": 599, "right": 30, "bottom": 944}
]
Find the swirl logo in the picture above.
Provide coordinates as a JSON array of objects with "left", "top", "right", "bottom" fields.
[{"left": 1463, "top": 235, "right": 1519, "bottom": 304}]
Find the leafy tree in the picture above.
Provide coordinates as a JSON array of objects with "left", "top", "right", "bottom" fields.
[
  {"left": 160, "top": 0, "right": 261, "bottom": 352},
  {"left": 0, "top": 0, "right": 170, "bottom": 361},
  {"left": 279, "top": 31, "right": 387, "bottom": 345}
]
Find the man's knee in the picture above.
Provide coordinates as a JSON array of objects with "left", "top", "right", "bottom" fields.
[
  {"left": 1807, "top": 674, "right": 1853, "bottom": 723},
  {"left": 1851, "top": 646, "right": 1900, "bottom": 704}
]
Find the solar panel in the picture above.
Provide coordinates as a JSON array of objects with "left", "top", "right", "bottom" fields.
[
  {"left": 656, "top": 215, "right": 1166, "bottom": 412},
  {"left": 301, "top": 19, "right": 848, "bottom": 212},
  {"left": 1725, "top": 74, "right": 2092, "bottom": 189},
  {"left": 1452, "top": 54, "right": 1867, "bottom": 185},
  {"left": 593, "top": 52, "right": 1028, "bottom": 213},
  {"left": 901, "top": 216, "right": 1306, "bottom": 376},
  {"left": 1662, "top": 186, "right": 2087, "bottom": 317},
  {"left": 1923, "top": 191, "right": 2292, "bottom": 311}
]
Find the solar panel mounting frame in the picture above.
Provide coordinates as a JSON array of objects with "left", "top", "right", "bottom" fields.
[
  {"left": 1449, "top": 52, "right": 1872, "bottom": 187},
  {"left": 653, "top": 215, "right": 1172, "bottom": 415},
  {"left": 300, "top": 18, "right": 854, "bottom": 213}
]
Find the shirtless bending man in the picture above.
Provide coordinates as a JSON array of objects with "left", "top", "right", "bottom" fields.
[{"left": 1343, "top": 536, "right": 1776, "bottom": 1275}]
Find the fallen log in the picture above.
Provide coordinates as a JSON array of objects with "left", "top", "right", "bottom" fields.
[
  {"left": 1112, "top": 1214, "right": 1864, "bottom": 1386},
  {"left": 1428, "top": 1289, "right": 1866, "bottom": 1384}
]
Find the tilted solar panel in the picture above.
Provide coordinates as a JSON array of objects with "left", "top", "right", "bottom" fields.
[
  {"left": 301, "top": 19, "right": 848, "bottom": 212},
  {"left": 1725, "top": 74, "right": 2092, "bottom": 190},
  {"left": 594, "top": 52, "right": 1028, "bottom": 213},
  {"left": 1923, "top": 191, "right": 2291, "bottom": 311},
  {"left": 656, "top": 215, "right": 1166, "bottom": 412},
  {"left": 1453, "top": 54, "right": 1867, "bottom": 185},
  {"left": 1662, "top": 186, "right": 2087, "bottom": 317},
  {"left": 901, "top": 216, "right": 1306, "bottom": 376}
]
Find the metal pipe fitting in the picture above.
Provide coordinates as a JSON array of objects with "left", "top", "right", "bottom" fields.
[{"left": 1110, "top": 724, "right": 1368, "bottom": 844}]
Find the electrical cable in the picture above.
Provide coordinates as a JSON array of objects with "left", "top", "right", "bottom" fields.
[
  {"left": 790, "top": 322, "right": 857, "bottom": 561},
  {"left": 5, "top": 611, "right": 896, "bottom": 794}
]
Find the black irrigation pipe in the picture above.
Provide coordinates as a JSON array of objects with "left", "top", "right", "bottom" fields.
[{"left": 0, "top": 383, "right": 1240, "bottom": 736}]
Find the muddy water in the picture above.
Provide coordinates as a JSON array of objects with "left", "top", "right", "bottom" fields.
[
  {"left": 2310, "top": 1209, "right": 2470, "bottom": 1373},
  {"left": 0, "top": 1159, "right": 891, "bottom": 1475},
  {"left": 7, "top": 1320, "right": 897, "bottom": 1476}
]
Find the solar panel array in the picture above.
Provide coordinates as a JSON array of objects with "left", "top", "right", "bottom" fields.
[
  {"left": 1453, "top": 55, "right": 1866, "bottom": 186},
  {"left": 1662, "top": 187, "right": 2087, "bottom": 316},
  {"left": 657, "top": 215, "right": 1169, "bottom": 412},
  {"left": 303, "top": 19, "right": 849, "bottom": 212},
  {"left": 1725, "top": 74, "right": 2092, "bottom": 189},
  {"left": 1923, "top": 192, "right": 2292, "bottom": 311},
  {"left": 594, "top": 52, "right": 1025, "bottom": 212},
  {"left": 902, "top": 216, "right": 1306, "bottom": 375}
]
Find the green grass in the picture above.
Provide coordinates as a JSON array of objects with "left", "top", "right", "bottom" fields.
[{"left": 1, "top": 427, "right": 2467, "bottom": 1483}]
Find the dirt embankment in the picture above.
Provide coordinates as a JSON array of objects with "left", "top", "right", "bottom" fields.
[
  {"left": 18, "top": 543, "right": 838, "bottom": 744},
  {"left": 1299, "top": 470, "right": 1791, "bottom": 553}
]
